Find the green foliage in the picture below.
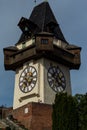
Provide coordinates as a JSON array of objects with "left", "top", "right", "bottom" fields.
[
  {"left": 52, "top": 93, "right": 78, "bottom": 130},
  {"left": 52, "top": 93, "right": 87, "bottom": 130},
  {"left": 74, "top": 93, "right": 87, "bottom": 130}
]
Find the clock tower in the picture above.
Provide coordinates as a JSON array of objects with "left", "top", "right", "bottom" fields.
[{"left": 4, "top": 1, "right": 81, "bottom": 110}]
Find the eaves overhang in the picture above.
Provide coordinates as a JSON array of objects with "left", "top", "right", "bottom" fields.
[{"left": 4, "top": 44, "right": 80, "bottom": 71}]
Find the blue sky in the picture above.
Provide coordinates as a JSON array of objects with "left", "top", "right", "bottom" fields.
[{"left": 0, "top": 0, "right": 87, "bottom": 107}]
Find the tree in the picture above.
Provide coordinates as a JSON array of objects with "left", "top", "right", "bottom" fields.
[
  {"left": 52, "top": 93, "right": 78, "bottom": 130},
  {"left": 74, "top": 93, "right": 87, "bottom": 130}
]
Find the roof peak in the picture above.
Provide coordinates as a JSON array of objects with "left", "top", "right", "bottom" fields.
[
  {"left": 29, "top": 1, "right": 58, "bottom": 30},
  {"left": 17, "top": 1, "right": 67, "bottom": 43}
]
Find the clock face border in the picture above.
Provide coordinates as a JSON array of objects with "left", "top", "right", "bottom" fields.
[
  {"left": 47, "top": 65, "right": 66, "bottom": 93},
  {"left": 19, "top": 66, "right": 37, "bottom": 93}
]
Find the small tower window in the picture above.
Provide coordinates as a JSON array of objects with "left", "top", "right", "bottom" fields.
[
  {"left": 24, "top": 26, "right": 28, "bottom": 32},
  {"left": 41, "top": 39, "right": 48, "bottom": 44},
  {"left": 24, "top": 107, "right": 29, "bottom": 114},
  {"left": 22, "top": 42, "right": 26, "bottom": 48}
]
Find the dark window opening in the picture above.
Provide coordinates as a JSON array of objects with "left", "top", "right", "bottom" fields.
[{"left": 41, "top": 39, "right": 48, "bottom": 44}]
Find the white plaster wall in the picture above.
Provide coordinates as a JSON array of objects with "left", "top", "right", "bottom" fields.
[
  {"left": 16, "top": 39, "right": 34, "bottom": 50},
  {"left": 13, "top": 58, "right": 71, "bottom": 109},
  {"left": 13, "top": 60, "right": 39, "bottom": 109},
  {"left": 13, "top": 59, "right": 45, "bottom": 109},
  {"left": 53, "top": 39, "right": 67, "bottom": 48},
  {"left": 44, "top": 59, "right": 71, "bottom": 104},
  {"left": 16, "top": 38, "right": 67, "bottom": 50}
]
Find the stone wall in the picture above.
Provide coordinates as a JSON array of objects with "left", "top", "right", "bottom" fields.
[{"left": 9, "top": 102, "right": 52, "bottom": 130}]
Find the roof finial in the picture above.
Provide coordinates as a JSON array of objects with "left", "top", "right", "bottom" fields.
[{"left": 34, "top": 0, "right": 36, "bottom": 5}]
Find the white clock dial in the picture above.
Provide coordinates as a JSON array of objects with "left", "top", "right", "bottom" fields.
[
  {"left": 47, "top": 65, "right": 66, "bottom": 92},
  {"left": 19, "top": 66, "right": 37, "bottom": 93}
]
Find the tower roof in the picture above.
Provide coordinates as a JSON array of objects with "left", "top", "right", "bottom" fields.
[
  {"left": 29, "top": 1, "right": 57, "bottom": 31},
  {"left": 17, "top": 1, "right": 67, "bottom": 44}
]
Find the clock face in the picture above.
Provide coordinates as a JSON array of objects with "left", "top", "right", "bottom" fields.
[
  {"left": 19, "top": 66, "right": 37, "bottom": 93},
  {"left": 47, "top": 65, "right": 66, "bottom": 92}
]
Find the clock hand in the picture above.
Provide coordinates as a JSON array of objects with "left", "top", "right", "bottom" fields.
[
  {"left": 53, "top": 74, "right": 62, "bottom": 87},
  {"left": 22, "top": 81, "right": 27, "bottom": 89},
  {"left": 24, "top": 73, "right": 33, "bottom": 85}
]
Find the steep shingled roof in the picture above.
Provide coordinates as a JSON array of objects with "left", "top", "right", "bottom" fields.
[
  {"left": 29, "top": 1, "right": 57, "bottom": 31},
  {"left": 17, "top": 1, "right": 67, "bottom": 44}
]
